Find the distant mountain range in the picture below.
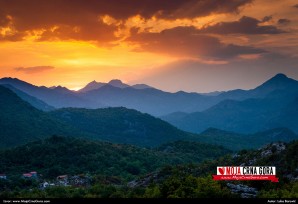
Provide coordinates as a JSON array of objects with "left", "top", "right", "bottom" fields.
[
  {"left": 0, "top": 84, "right": 296, "bottom": 149},
  {"left": 1, "top": 74, "right": 297, "bottom": 118},
  {"left": 79, "top": 79, "right": 153, "bottom": 92},
  {"left": 0, "top": 85, "right": 197, "bottom": 148},
  {"left": 1, "top": 84, "right": 55, "bottom": 111},
  {"left": 0, "top": 73, "right": 298, "bottom": 148},
  {"left": 0, "top": 77, "right": 214, "bottom": 115},
  {"left": 0, "top": 77, "right": 94, "bottom": 109},
  {"left": 161, "top": 74, "right": 298, "bottom": 134}
]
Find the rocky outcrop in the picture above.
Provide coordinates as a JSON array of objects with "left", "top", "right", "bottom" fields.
[
  {"left": 127, "top": 172, "right": 159, "bottom": 188},
  {"left": 227, "top": 183, "right": 258, "bottom": 198},
  {"left": 260, "top": 142, "right": 286, "bottom": 157}
]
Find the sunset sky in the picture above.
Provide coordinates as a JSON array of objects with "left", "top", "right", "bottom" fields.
[{"left": 0, "top": 0, "right": 298, "bottom": 92}]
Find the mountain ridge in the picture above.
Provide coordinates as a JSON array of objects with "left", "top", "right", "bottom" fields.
[
  {"left": 78, "top": 79, "right": 153, "bottom": 92},
  {"left": 161, "top": 75, "right": 298, "bottom": 134},
  {"left": 0, "top": 85, "right": 80, "bottom": 147},
  {"left": 0, "top": 85, "right": 198, "bottom": 148},
  {"left": 1, "top": 73, "right": 297, "bottom": 117}
]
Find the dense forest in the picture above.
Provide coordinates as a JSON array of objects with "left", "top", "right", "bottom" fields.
[
  {"left": 196, "top": 128, "right": 298, "bottom": 151},
  {"left": 0, "top": 137, "right": 297, "bottom": 198},
  {"left": 50, "top": 107, "right": 198, "bottom": 147},
  {"left": 0, "top": 86, "right": 79, "bottom": 147},
  {"left": 0, "top": 136, "right": 231, "bottom": 181}
]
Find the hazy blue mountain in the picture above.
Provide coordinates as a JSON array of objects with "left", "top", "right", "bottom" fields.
[
  {"left": 79, "top": 79, "right": 152, "bottom": 93},
  {"left": 78, "top": 80, "right": 106, "bottom": 92},
  {"left": 162, "top": 89, "right": 298, "bottom": 134},
  {"left": 131, "top": 84, "right": 153, "bottom": 89},
  {"left": 108, "top": 79, "right": 130, "bottom": 88},
  {"left": 79, "top": 73, "right": 298, "bottom": 116},
  {"left": 162, "top": 74, "right": 298, "bottom": 134},
  {"left": 266, "top": 96, "right": 298, "bottom": 133},
  {"left": 217, "top": 73, "right": 298, "bottom": 100},
  {"left": 50, "top": 107, "right": 198, "bottom": 147},
  {"left": 0, "top": 85, "right": 199, "bottom": 148},
  {"left": 1, "top": 73, "right": 297, "bottom": 117},
  {"left": 0, "top": 78, "right": 218, "bottom": 116},
  {"left": 0, "top": 85, "right": 79, "bottom": 148},
  {"left": 49, "top": 85, "right": 73, "bottom": 94},
  {"left": 200, "top": 91, "right": 223, "bottom": 96},
  {"left": 80, "top": 85, "right": 217, "bottom": 116},
  {"left": 0, "top": 77, "right": 96, "bottom": 108},
  {"left": 2, "top": 84, "right": 55, "bottom": 111},
  {"left": 1, "top": 82, "right": 296, "bottom": 151}
]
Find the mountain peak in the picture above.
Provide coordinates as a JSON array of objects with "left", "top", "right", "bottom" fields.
[
  {"left": 78, "top": 80, "right": 105, "bottom": 92},
  {"left": 86, "top": 80, "right": 99, "bottom": 86},
  {"left": 256, "top": 73, "right": 297, "bottom": 92},
  {"left": 55, "top": 85, "right": 68, "bottom": 90},
  {"left": 0, "top": 77, "right": 36, "bottom": 88},
  {"left": 1, "top": 77, "right": 24, "bottom": 82},
  {"left": 108, "top": 79, "right": 129, "bottom": 88},
  {"left": 131, "top": 84, "right": 153, "bottom": 89},
  {"left": 271, "top": 73, "right": 288, "bottom": 80},
  {"left": 108, "top": 79, "right": 123, "bottom": 84}
]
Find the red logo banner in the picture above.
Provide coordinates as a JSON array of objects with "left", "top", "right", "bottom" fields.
[{"left": 212, "top": 175, "right": 279, "bottom": 182}]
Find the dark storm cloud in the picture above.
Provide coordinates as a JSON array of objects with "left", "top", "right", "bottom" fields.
[
  {"left": 0, "top": 0, "right": 252, "bottom": 42},
  {"left": 261, "top": 16, "right": 273, "bottom": 23},
  {"left": 0, "top": 0, "right": 252, "bottom": 21},
  {"left": 200, "top": 16, "right": 286, "bottom": 35},
  {"left": 128, "top": 26, "right": 265, "bottom": 60},
  {"left": 14, "top": 66, "right": 55, "bottom": 74},
  {"left": 278, "top": 18, "right": 291, "bottom": 25}
]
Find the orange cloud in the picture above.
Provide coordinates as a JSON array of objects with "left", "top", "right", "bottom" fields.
[
  {"left": 238, "top": 54, "right": 262, "bottom": 60},
  {"left": 0, "top": 0, "right": 252, "bottom": 42},
  {"left": 14, "top": 66, "right": 55, "bottom": 74},
  {"left": 200, "top": 16, "right": 286, "bottom": 34},
  {"left": 128, "top": 26, "right": 265, "bottom": 60}
]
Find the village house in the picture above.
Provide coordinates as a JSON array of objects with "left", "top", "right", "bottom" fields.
[
  {"left": 22, "top": 171, "right": 38, "bottom": 179},
  {"left": 56, "top": 175, "right": 69, "bottom": 186},
  {"left": 30, "top": 171, "right": 37, "bottom": 178}
]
